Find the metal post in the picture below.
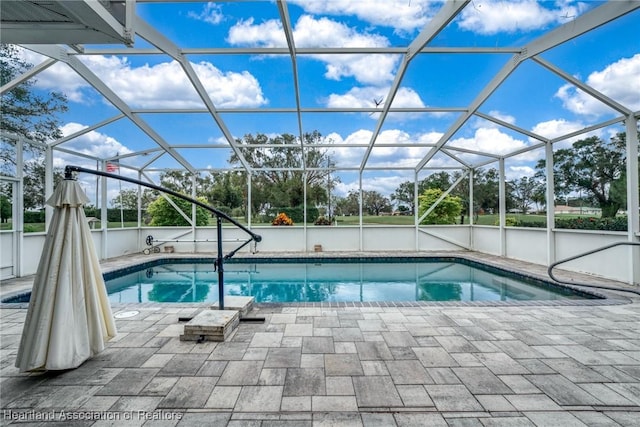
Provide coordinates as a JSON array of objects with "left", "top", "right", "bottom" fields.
[
  {"left": 545, "top": 142, "right": 556, "bottom": 265},
  {"left": 499, "top": 158, "right": 506, "bottom": 257},
  {"left": 217, "top": 216, "right": 225, "bottom": 310},
  {"left": 469, "top": 169, "right": 474, "bottom": 250},
  {"left": 44, "top": 146, "right": 53, "bottom": 230},
  {"left": 625, "top": 115, "right": 639, "bottom": 286}
]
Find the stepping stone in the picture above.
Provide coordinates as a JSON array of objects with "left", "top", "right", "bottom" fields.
[
  {"left": 210, "top": 296, "right": 254, "bottom": 317},
  {"left": 180, "top": 310, "right": 239, "bottom": 342}
]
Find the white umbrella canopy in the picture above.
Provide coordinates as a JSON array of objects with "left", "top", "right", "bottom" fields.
[{"left": 16, "top": 179, "right": 117, "bottom": 372}]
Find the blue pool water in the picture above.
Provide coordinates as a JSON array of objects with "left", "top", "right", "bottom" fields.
[{"left": 101, "top": 258, "right": 596, "bottom": 304}]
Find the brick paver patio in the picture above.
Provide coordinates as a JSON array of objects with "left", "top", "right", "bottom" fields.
[{"left": 1, "top": 253, "right": 639, "bottom": 426}]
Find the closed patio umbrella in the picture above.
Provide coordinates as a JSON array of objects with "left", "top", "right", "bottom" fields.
[{"left": 15, "top": 179, "right": 117, "bottom": 372}]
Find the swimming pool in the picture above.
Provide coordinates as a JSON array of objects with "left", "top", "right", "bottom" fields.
[{"left": 99, "top": 257, "right": 597, "bottom": 304}]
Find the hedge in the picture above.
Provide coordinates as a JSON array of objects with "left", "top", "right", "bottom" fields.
[
  {"left": 24, "top": 208, "right": 139, "bottom": 223},
  {"left": 513, "top": 216, "right": 628, "bottom": 231}
]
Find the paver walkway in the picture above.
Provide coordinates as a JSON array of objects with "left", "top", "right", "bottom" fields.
[
  {"left": 2, "top": 300, "right": 640, "bottom": 426},
  {"left": 1, "top": 253, "right": 640, "bottom": 426}
]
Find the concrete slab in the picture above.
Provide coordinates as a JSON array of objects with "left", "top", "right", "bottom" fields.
[
  {"left": 181, "top": 309, "right": 240, "bottom": 342},
  {"left": 210, "top": 296, "right": 254, "bottom": 317}
]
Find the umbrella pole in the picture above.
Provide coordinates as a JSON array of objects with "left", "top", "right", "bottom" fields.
[
  {"left": 64, "top": 165, "right": 262, "bottom": 313},
  {"left": 216, "top": 216, "right": 224, "bottom": 310}
]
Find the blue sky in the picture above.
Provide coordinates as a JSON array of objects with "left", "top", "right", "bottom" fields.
[{"left": 19, "top": 0, "right": 640, "bottom": 204}]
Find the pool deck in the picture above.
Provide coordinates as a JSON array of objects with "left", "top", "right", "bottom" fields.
[{"left": 1, "top": 251, "right": 640, "bottom": 426}]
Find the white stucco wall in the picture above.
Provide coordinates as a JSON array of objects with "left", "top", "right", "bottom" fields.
[
  {"left": 554, "top": 230, "right": 630, "bottom": 283},
  {"left": 7, "top": 224, "right": 638, "bottom": 285},
  {"left": 471, "top": 226, "right": 500, "bottom": 255},
  {"left": 0, "top": 232, "right": 16, "bottom": 279},
  {"left": 505, "top": 228, "right": 548, "bottom": 265}
]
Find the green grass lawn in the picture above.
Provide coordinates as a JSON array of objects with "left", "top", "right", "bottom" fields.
[{"left": 7, "top": 213, "right": 603, "bottom": 232}]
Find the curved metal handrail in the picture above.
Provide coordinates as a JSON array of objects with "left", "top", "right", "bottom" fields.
[
  {"left": 65, "top": 165, "right": 262, "bottom": 309},
  {"left": 548, "top": 241, "right": 640, "bottom": 296}
]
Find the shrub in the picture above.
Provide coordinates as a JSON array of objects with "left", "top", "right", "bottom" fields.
[
  {"left": 266, "top": 206, "right": 318, "bottom": 223},
  {"left": 314, "top": 216, "right": 332, "bottom": 225},
  {"left": 147, "top": 195, "right": 210, "bottom": 226},
  {"left": 23, "top": 210, "right": 45, "bottom": 223},
  {"left": 418, "top": 188, "right": 462, "bottom": 225},
  {"left": 495, "top": 216, "right": 519, "bottom": 226},
  {"left": 518, "top": 221, "right": 546, "bottom": 228},
  {"left": 555, "top": 216, "right": 627, "bottom": 231},
  {"left": 272, "top": 212, "right": 294, "bottom": 226}
]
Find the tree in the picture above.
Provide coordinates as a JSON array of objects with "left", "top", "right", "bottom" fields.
[
  {"left": 110, "top": 188, "right": 156, "bottom": 210},
  {"left": 391, "top": 181, "right": 415, "bottom": 214},
  {"left": 536, "top": 133, "right": 636, "bottom": 218},
  {"left": 159, "top": 170, "right": 210, "bottom": 196},
  {"left": 1, "top": 44, "right": 68, "bottom": 172},
  {"left": 473, "top": 168, "right": 501, "bottom": 214},
  {"left": 531, "top": 183, "right": 547, "bottom": 212},
  {"left": 509, "top": 176, "right": 543, "bottom": 214},
  {"left": 363, "top": 190, "right": 392, "bottom": 216},
  {"left": 0, "top": 193, "right": 11, "bottom": 223},
  {"left": 229, "top": 132, "right": 333, "bottom": 215},
  {"left": 421, "top": 171, "right": 452, "bottom": 192},
  {"left": 208, "top": 171, "right": 245, "bottom": 214},
  {"left": 22, "top": 160, "right": 64, "bottom": 210},
  {"left": 418, "top": 188, "right": 462, "bottom": 225},
  {"left": 147, "top": 195, "right": 210, "bottom": 226},
  {"left": 335, "top": 191, "right": 359, "bottom": 216}
]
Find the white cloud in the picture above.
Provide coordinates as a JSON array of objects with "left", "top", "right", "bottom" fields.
[
  {"left": 530, "top": 118, "right": 605, "bottom": 148},
  {"left": 486, "top": 110, "right": 516, "bottom": 126},
  {"left": 469, "top": 110, "right": 517, "bottom": 131},
  {"left": 326, "top": 86, "right": 425, "bottom": 118},
  {"left": 554, "top": 54, "right": 640, "bottom": 117},
  {"left": 33, "top": 55, "right": 267, "bottom": 108},
  {"left": 333, "top": 174, "right": 410, "bottom": 198},
  {"left": 27, "top": 60, "right": 88, "bottom": 103},
  {"left": 457, "top": 0, "right": 588, "bottom": 34},
  {"left": 227, "top": 18, "right": 286, "bottom": 47},
  {"left": 530, "top": 119, "right": 584, "bottom": 140},
  {"left": 448, "top": 127, "right": 529, "bottom": 157},
  {"left": 53, "top": 123, "right": 138, "bottom": 205},
  {"left": 227, "top": 15, "right": 399, "bottom": 85},
  {"left": 188, "top": 2, "right": 225, "bottom": 25},
  {"left": 288, "top": 0, "right": 440, "bottom": 34},
  {"left": 57, "top": 123, "right": 133, "bottom": 160},
  {"left": 506, "top": 165, "right": 535, "bottom": 180},
  {"left": 325, "top": 129, "right": 442, "bottom": 169}
]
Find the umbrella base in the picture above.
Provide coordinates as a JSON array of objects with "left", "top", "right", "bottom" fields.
[
  {"left": 180, "top": 310, "right": 240, "bottom": 342},
  {"left": 210, "top": 296, "right": 254, "bottom": 316}
]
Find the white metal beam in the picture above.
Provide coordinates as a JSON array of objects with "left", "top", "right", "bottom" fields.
[
  {"left": 360, "top": 0, "right": 470, "bottom": 171},
  {"left": 474, "top": 111, "right": 549, "bottom": 142},
  {"left": 77, "top": 46, "right": 522, "bottom": 56},
  {"left": 499, "top": 158, "right": 506, "bottom": 257},
  {"left": 417, "top": 170, "right": 469, "bottom": 224},
  {"left": 51, "top": 114, "right": 125, "bottom": 147},
  {"left": 533, "top": 56, "right": 632, "bottom": 116},
  {"left": 415, "top": 0, "right": 640, "bottom": 172},
  {"left": 23, "top": 44, "right": 196, "bottom": 173},
  {"left": 545, "top": 143, "right": 555, "bottom": 265},
  {"left": 625, "top": 115, "right": 639, "bottom": 286},
  {"left": 277, "top": 0, "right": 306, "bottom": 172},
  {"left": 0, "top": 58, "right": 56, "bottom": 95},
  {"left": 134, "top": 17, "right": 252, "bottom": 172}
]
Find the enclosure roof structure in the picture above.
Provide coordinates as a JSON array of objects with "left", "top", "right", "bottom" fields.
[{"left": 1, "top": 0, "right": 639, "bottom": 184}]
